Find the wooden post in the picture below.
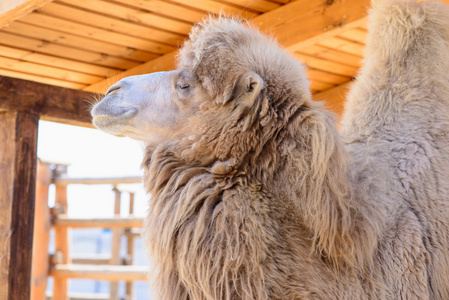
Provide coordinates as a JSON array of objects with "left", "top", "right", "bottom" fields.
[
  {"left": 53, "top": 165, "right": 71, "bottom": 300},
  {"left": 31, "top": 161, "right": 52, "bottom": 300},
  {"left": 125, "top": 192, "right": 135, "bottom": 300},
  {"left": 0, "top": 111, "right": 39, "bottom": 300},
  {"left": 110, "top": 187, "right": 122, "bottom": 300}
]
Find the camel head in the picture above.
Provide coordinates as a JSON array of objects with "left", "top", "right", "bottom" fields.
[
  {"left": 92, "top": 17, "right": 311, "bottom": 162},
  {"left": 92, "top": 70, "right": 207, "bottom": 143}
]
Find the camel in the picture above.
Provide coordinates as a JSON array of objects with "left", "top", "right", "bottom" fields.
[{"left": 91, "top": 0, "right": 449, "bottom": 298}]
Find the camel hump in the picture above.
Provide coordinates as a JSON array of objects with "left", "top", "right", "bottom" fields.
[
  {"left": 364, "top": 0, "right": 449, "bottom": 70},
  {"left": 342, "top": 0, "right": 449, "bottom": 130}
]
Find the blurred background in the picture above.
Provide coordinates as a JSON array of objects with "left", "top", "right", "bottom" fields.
[{"left": 38, "top": 120, "right": 151, "bottom": 299}]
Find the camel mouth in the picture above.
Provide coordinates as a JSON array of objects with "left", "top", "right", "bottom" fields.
[{"left": 92, "top": 106, "right": 138, "bottom": 130}]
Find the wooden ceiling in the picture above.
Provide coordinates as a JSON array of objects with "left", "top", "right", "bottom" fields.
[{"left": 0, "top": 0, "right": 392, "bottom": 114}]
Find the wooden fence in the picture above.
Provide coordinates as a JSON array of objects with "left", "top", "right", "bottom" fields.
[{"left": 31, "top": 160, "right": 147, "bottom": 300}]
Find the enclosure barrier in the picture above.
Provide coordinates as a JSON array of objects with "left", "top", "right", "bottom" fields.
[{"left": 31, "top": 161, "right": 147, "bottom": 300}]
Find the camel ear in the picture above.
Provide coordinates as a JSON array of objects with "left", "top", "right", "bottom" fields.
[
  {"left": 243, "top": 73, "right": 264, "bottom": 105},
  {"left": 234, "top": 73, "right": 264, "bottom": 107}
]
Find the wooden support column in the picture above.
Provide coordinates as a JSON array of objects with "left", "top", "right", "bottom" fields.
[
  {"left": 31, "top": 161, "right": 52, "bottom": 300},
  {"left": 0, "top": 111, "right": 39, "bottom": 300},
  {"left": 110, "top": 187, "right": 122, "bottom": 300},
  {"left": 53, "top": 165, "right": 71, "bottom": 300},
  {"left": 125, "top": 192, "right": 135, "bottom": 300}
]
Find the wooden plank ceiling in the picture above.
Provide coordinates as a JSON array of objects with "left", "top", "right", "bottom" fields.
[{"left": 0, "top": 0, "right": 374, "bottom": 114}]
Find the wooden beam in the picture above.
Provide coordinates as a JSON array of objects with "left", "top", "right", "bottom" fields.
[
  {"left": 0, "top": 0, "right": 53, "bottom": 28},
  {"left": 0, "top": 76, "right": 96, "bottom": 128},
  {"left": 52, "top": 216, "right": 143, "bottom": 229},
  {"left": 31, "top": 161, "right": 52, "bottom": 300},
  {"left": 84, "top": 0, "right": 370, "bottom": 93},
  {"left": 110, "top": 188, "right": 122, "bottom": 300},
  {"left": 125, "top": 192, "right": 136, "bottom": 299},
  {"left": 53, "top": 179, "right": 70, "bottom": 300},
  {"left": 71, "top": 254, "right": 111, "bottom": 265},
  {"left": 49, "top": 264, "right": 148, "bottom": 281},
  {"left": 53, "top": 176, "right": 142, "bottom": 186},
  {"left": 0, "top": 111, "right": 39, "bottom": 300},
  {"left": 313, "top": 82, "right": 352, "bottom": 116},
  {"left": 252, "top": 0, "right": 369, "bottom": 52},
  {"left": 46, "top": 292, "right": 109, "bottom": 300}
]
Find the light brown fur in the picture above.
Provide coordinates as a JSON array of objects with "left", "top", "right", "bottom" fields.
[{"left": 91, "top": 0, "right": 449, "bottom": 299}]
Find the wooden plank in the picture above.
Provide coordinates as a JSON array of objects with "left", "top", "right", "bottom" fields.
[
  {"left": 0, "top": 56, "right": 103, "bottom": 84},
  {"left": 53, "top": 176, "right": 142, "bottom": 185},
  {"left": 31, "top": 161, "right": 52, "bottom": 300},
  {"left": 313, "top": 82, "right": 352, "bottom": 116},
  {"left": 112, "top": 0, "right": 206, "bottom": 23},
  {"left": 338, "top": 28, "right": 368, "bottom": 44},
  {"left": 4, "top": 22, "right": 156, "bottom": 62},
  {"left": 124, "top": 228, "right": 142, "bottom": 238},
  {"left": 317, "top": 36, "right": 365, "bottom": 57},
  {"left": 57, "top": 0, "right": 192, "bottom": 35},
  {"left": 0, "top": 0, "right": 53, "bottom": 28},
  {"left": 84, "top": 51, "right": 177, "bottom": 93},
  {"left": 38, "top": 2, "right": 185, "bottom": 47},
  {"left": 71, "top": 254, "right": 111, "bottom": 265},
  {"left": 298, "top": 44, "right": 362, "bottom": 68},
  {"left": 294, "top": 53, "right": 358, "bottom": 77},
  {"left": 53, "top": 177, "right": 70, "bottom": 300},
  {"left": 306, "top": 69, "right": 351, "bottom": 85},
  {"left": 0, "top": 68, "right": 86, "bottom": 89},
  {"left": 0, "top": 76, "right": 95, "bottom": 127},
  {"left": 20, "top": 13, "right": 174, "bottom": 54},
  {"left": 0, "top": 45, "right": 119, "bottom": 77},
  {"left": 0, "top": 111, "right": 39, "bottom": 300},
  {"left": 170, "top": 0, "right": 259, "bottom": 18},
  {"left": 222, "top": 0, "right": 280, "bottom": 12},
  {"left": 46, "top": 292, "right": 109, "bottom": 300},
  {"left": 110, "top": 188, "right": 122, "bottom": 300},
  {"left": 49, "top": 264, "right": 148, "bottom": 281},
  {"left": 252, "top": 0, "right": 370, "bottom": 52},
  {"left": 86, "top": 0, "right": 369, "bottom": 92},
  {"left": 0, "top": 31, "right": 140, "bottom": 69},
  {"left": 310, "top": 80, "right": 333, "bottom": 92},
  {"left": 125, "top": 192, "right": 136, "bottom": 299},
  {"left": 52, "top": 216, "right": 143, "bottom": 229}
]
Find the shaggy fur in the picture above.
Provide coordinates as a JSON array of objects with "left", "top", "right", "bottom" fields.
[{"left": 140, "top": 1, "right": 449, "bottom": 299}]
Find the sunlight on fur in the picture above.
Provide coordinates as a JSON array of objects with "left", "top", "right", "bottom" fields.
[{"left": 91, "top": 0, "right": 449, "bottom": 298}]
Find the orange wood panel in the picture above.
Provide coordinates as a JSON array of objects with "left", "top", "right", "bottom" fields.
[
  {"left": 20, "top": 13, "right": 174, "bottom": 54},
  {"left": 294, "top": 53, "right": 358, "bottom": 77},
  {"left": 57, "top": 0, "right": 192, "bottom": 35},
  {"left": 306, "top": 69, "right": 351, "bottom": 85},
  {"left": 317, "top": 36, "right": 365, "bottom": 57},
  {"left": 338, "top": 28, "right": 368, "bottom": 44},
  {"left": 0, "top": 68, "right": 86, "bottom": 89},
  {"left": 4, "top": 21, "right": 157, "bottom": 62},
  {"left": 0, "top": 31, "right": 141, "bottom": 69},
  {"left": 298, "top": 44, "right": 362, "bottom": 68},
  {"left": 0, "top": 45, "right": 119, "bottom": 77},
  {"left": 112, "top": 0, "right": 206, "bottom": 23},
  {"left": 222, "top": 0, "right": 279, "bottom": 12},
  {"left": 170, "top": 0, "right": 258, "bottom": 18},
  {"left": 0, "top": 0, "right": 53, "bottom": 28},
  {"left": 0, "top": 56, "right": 103, "bottom": 84},
  {"left": 40, "top": 2, "right": 185, "bottom": 47}
]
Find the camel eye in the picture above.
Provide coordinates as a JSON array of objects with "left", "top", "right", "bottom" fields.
[{"left": 178, "top": 83, "right": 190, "bottom": 90}]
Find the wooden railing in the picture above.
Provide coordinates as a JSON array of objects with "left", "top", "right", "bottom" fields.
[{"left": 31, "top": 161, "right": 147, "bottom": 300}]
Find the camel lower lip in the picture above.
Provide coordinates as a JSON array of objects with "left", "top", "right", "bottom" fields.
[
  {"left": 92, "top": 107, "right": 137, "bottom": 128},
  {"left": 93, "top": 107, "right": 137, "bottom": 120}
]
